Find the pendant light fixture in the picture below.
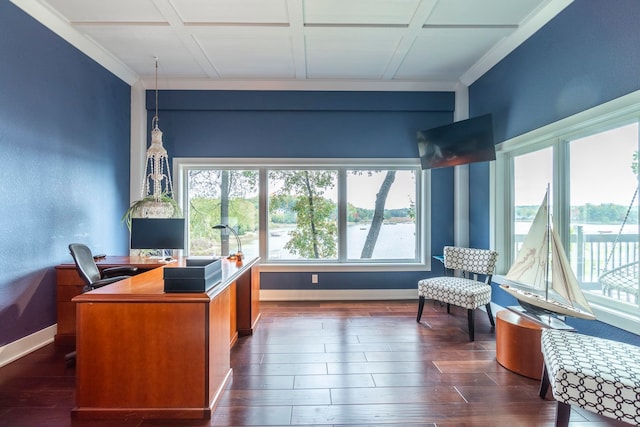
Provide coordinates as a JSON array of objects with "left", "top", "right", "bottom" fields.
[
  {"left": 123, "top": 58, "right": 181, "bottom": 225},
  {"left": 141, "top": 57, "right": 174, "bottom": 203}
]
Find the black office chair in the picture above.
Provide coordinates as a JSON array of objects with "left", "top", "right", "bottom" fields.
[
  {"left": 65, "top": 243, "right": 138, "bottom": 365},
  {"left": 68, "top": 243, "right": 138, "bottom": 292}
]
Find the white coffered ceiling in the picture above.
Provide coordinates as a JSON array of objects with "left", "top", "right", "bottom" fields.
[{"left": 12, "top": 0, "right": 572, "bottom": 90}]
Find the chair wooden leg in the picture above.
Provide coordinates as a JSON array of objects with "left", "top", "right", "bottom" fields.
[
  {"left": 485, "top": 303, "right": 495, "bottom": 327},
  {"left": 417, "top": 296, "right": 425, "bottom": 322},
  {"left": 555, "top": 402, "right": 571, "bottom": 427},
  {"left": 539, "top": 363, "right": 550, "bottom": 399},
  {"left": 467, "top": 309, "right": 475, "bottom": 341}
]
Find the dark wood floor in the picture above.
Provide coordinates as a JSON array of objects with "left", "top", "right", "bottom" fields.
[{"left": 0, "top": 300, "right": 630, "bottom": 426}]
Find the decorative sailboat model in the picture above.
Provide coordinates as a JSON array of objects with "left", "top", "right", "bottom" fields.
[{"left": 500, "top": 191, "right": 596, "bottom": 329}]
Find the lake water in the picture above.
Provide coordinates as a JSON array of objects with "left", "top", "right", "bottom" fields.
[{"left": 240, "top": 222, "right": 416, "bottom": 260}]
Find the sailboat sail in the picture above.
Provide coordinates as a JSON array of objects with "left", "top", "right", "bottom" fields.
[
  {"left": 550, "top": 227, "right": 592, "bottom": 311},
  {"left": 505, "top": 193, "right": 549, "bottom": 290},
  {"left": 500, "top": 191, "right": 596, "bottom": 320}
]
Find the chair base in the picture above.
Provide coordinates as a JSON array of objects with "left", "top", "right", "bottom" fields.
[
  {"left": 417, "top": 296, "right": 494, "bottom": 341},
  {"left": 540, "top": 367, "right": 571, "bottom": 427},
  {"left": 64, "top": 350, "right": 76, "bottom": 367}
]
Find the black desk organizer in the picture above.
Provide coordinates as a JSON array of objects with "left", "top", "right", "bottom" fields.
[{"left": 163, "top": 258, "right": 222, "bottom": 293}]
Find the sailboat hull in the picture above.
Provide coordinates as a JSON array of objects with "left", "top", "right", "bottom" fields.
[
  {"left": 506, "top": 304, "right": 575, "bottom": 330},
  {"left": 500, "top": 284, "right": 596, "bottom": 320}
]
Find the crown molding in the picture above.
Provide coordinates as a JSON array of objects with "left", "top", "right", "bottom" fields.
[{"left": 139, "top": 77, "right": 458, "bottom": 92}]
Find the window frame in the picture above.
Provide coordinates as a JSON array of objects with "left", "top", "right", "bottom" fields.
[
  {"left": 493, "top": 91, "right": 640, "bottom": 334},
  {"left": 174, "top": 157, "right": 430, "bottom": 273}
]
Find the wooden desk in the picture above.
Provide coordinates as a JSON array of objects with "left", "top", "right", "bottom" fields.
[
  {"left": 72, "top": 257, "right": 260, "bottom": 420},
  {"left": 495, "top": 309, "right": 546, "bottom": 380},
  {"left": 54, "top": 256, "right": 169, "bottom": 346}
]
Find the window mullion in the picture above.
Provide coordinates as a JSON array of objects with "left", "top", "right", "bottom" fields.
[
  {"left": 259, "top": 167, "right": 268, "bottom": 260},
  {"left": 553, "top": 138, "right": 569, "bottom": 244},
  {"left": 337, "top": 168, "right": 347, "bottom": 261}
]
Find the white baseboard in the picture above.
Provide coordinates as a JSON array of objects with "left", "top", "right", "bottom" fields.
[
  {"left": 0, "top": 325, "right": 56, "bottom": 368},
  {"left": 260, "top": 289, "right": 417, "bottom": 301}
]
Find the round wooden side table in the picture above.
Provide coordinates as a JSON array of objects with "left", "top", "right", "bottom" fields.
[{"left": 495, "top": 309, "right": 546, "bottom": 380}]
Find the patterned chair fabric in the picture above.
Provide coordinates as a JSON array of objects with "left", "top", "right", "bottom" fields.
[
  {"left": 418, "top": 276, "right": 492, "bottom": 309},
  {"left": 441, "top": 246, "right": 498, "bottom": 275},
  {"left": 417, "top": 246, "right": 498, "bottom": 341},
  {"left": 540, "top": 329, "right": 640, "bottom": 427}
]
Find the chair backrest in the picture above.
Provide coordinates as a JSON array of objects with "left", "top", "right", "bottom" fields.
[
  {"left": 443, "top": 246, "right": 498, "bottom": 276},
  {"left": 68, "top": 243, "right": 101, "bottom": 288}
]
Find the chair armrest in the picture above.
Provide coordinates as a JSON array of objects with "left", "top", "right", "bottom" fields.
[
  {"left": 84, "top": 275, "right": 133, "bottom": 292},
  {"left": 102, "top": 266, "right": 138, "bottom": 278}
]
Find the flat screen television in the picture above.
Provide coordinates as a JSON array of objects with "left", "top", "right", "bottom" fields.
[
  {"left": 130, "top": 218, "right": 185, "bottom": 250},
  {"left": 417, "top": 114, "right": 495, "bottom": 170}
]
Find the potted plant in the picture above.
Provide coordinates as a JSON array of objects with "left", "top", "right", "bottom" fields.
[{"left": 122, "top": 193, "right": 182, "bottom": 229}]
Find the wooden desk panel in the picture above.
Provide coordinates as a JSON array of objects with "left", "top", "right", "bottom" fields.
[
  {"left": 210, "top": 285, "right": 232, "bottom": 406},
  {"left": 54, "top": 256, "right": 167, "bottom": 346},
  {"left": 76, "top": 300, "right": 209, "bottom": 411},
  {"left": 229, "top": 281, "right": 238, "bottom": 347},
  {"left": 55, "top": 268, "right": 86, "bottom": 346},
  {"left": 237, "top": 263, "right": 261, "bottom": 336},
  {"left": 72, "top": 257, "right": 259, "bottom": 420}
]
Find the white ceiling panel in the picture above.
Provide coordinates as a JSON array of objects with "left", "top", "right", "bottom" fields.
[
  {"left": 425, "top": 0, "right": 547, "bottom": 26},
  {"left": 306, "top": 34, "right": 400, "bottom": 79},
  {"left": 80, "top": 26, "right": 208, "bottom": 77},
  {"left": 197, "top": 33, "right": 295, "bottom": 78},
  {"left": 303, "top": 0, "right": 422, "bottom": 25},
  {"left": 395, "top": 27, "right": 513, "bottom": 80},
  {"left": 13, "top": 0, "right": 573, "bottom": 89},
  {"left": 171, "top": 0, "right": 289, "bottom": 24},
  {"left": 44, "top": 0, "right": 166, "bottom": 23}
]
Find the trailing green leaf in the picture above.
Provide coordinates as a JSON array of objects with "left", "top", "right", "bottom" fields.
[{"left": 121, "top": 194, "right": 182, "bottom": 229}]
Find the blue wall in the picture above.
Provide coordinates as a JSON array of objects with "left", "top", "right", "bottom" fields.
[
  {"left": 0, "top": 3, "right": 131, "bottom": 345},
  {"left": 469, "top": 0, "right": 640, "bottom": 344},
  {"left": 148, "top": 90, "right": 457, "bottom": 290},
  {"left": 470, "top": 0, "right": 640, "bottom": 143}
]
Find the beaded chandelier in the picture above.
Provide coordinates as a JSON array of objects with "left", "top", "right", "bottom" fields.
[{"left": 141, "top": 57, "right": 174, "bottom": 203}]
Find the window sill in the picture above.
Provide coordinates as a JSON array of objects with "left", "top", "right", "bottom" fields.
[{"left": 259, "top": 262, "right": 430, "bottom": 273}]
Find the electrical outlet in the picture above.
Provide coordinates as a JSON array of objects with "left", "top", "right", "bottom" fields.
[{"left": 311, "top": 274, "right": 319, "bottom": 284}]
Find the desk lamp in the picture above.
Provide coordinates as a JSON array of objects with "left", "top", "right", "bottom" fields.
[{"left": 212, "top": 224, "right": 243, "bottom": 260}]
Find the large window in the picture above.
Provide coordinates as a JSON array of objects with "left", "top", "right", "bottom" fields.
[
  {"left": 176, "top": 159, "right": 426, "bottom": 268},
  {"left": 496, "top": 94, "right": 640, "bottom": 332}
]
